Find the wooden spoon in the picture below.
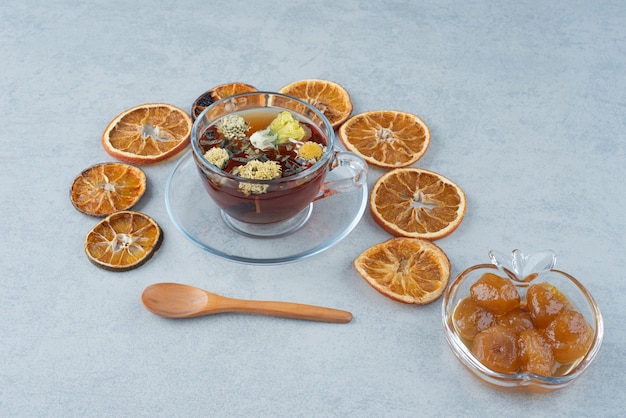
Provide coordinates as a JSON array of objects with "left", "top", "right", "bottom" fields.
[{"left": 141, "top": 282, "right": 352, "bottom": 323}]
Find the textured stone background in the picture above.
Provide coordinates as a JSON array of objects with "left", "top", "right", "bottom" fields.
[{"left": 1, "top": 0, "right": 624, "bottom": 416}]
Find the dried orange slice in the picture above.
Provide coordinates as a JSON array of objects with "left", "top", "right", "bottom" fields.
[
  {"left": 370, "top": 167, "right": 466, "bottom": 240},
  {"left": 70, "top": 162, "right": 147, "bottom": 217},
  {"left": 278, "top": 79, "right": 353, "bottom": 129},
  {"left": 354, "top": 237, "right": 451, "bottom": 304},
  {"left": 85, "top": 211, "right": 162, "bottom": 271},
  {"left": 102, "top": 103, "right": 192, "bottom": 165},
  {"left": 339, "top": 110, "right": 430, "bottom": 168},
  {"left": 192, "top": 82, "right": 258, "bottom": 120}
]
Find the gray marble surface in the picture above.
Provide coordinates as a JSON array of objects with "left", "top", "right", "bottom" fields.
[{"left": 2, "top": 0, "right": 625, "bottom": 416}]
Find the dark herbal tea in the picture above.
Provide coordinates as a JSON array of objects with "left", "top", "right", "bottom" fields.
[{"left": 195, "top": 108, "right": 330, "bottom": 224}]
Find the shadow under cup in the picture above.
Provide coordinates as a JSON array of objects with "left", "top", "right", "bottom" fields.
[{"left": 191, "top": 92, "right": 367, "bottom": 238}]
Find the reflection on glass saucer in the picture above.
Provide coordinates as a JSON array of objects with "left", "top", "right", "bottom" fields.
[{"left": 165, "top": 151, "right": 368, "bottom": 265}]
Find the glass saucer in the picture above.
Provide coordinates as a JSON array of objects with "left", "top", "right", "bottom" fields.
[{"left": 165, "top": 151, "right": 368, "bottom": 265}]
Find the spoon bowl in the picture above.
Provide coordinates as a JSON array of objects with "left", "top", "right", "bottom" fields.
[{"left": 141, "top": 282, "right": 352, "bottom": 323}]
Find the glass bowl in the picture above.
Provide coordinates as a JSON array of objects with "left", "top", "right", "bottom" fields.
[{"left": 441, "top": 250, "right": 603, "bottom": 393}]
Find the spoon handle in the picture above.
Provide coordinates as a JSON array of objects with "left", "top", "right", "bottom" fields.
[{"left": 215, "top": 297, "right": 352, "bottom": 323}]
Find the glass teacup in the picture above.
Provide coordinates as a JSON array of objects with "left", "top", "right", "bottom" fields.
[{"left": 191, "top": 91, "right": 367, "bottom": 238}]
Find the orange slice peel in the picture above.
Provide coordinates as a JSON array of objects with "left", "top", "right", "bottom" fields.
[
  {"left": 370, "top": 167, "right": 466, "bottom": 240},
  {"left": 354, "top": 237, "right": 451, "bottom": 304},
  {"left": 102, "top": 103, "right": 192, "bottom": 165},
  {"left": 339, "top": 110, "right": 430, "bottom": 168},
  {"left": 70, "top": 162, "right": 146, "bottom": 217},
  {"left": 84, "top": 211, "right": 162, "bottom": 271},
  {"left": 278, "top": 79, "right": 353, "bottom": 129}
]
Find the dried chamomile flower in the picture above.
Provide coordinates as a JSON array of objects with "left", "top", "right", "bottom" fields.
[
  {"left": 297, "top": 142, "right": 324, "bottom": 161},
  {"left": 239, "top": 160, "right": 281, "bottom": 180},
  {"left": 237, "top": 160, "right": 282, "bottom": 195},
  {"left": 249, "top": 128, "right": 277, "bottom": 151},
  {"left": 203, "top": 147, "right": 230, "bottom": 169},
  {"left": 249, "top": 111, "right": 306, "bottom": 151},
  {"left": 269, "top": 111, "right": 305, "bottom": 144},
  {"left": 216, "top": 114, "right": 249, "bottom": 139}
]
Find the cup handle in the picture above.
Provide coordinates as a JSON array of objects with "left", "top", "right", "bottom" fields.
[{"left": 314, "top": 151, "right": 368, "bottom": 201}]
